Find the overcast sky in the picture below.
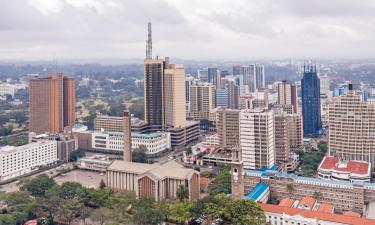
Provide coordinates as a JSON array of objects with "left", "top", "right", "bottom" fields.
[{"left": 1, "top": 0, "right": 375, "bottom": 61}]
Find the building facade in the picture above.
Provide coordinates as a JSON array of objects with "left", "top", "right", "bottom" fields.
[
  {"left": 277, "top": 80, "right": 298, "bottom": 113},
  {"left": 106, "top": 160, "right": 200, "bottom": 201},
  {"left": 29, "top": 73, "right": 75, "bottom": 134},
  {"left": 189, "top": 82, "right": 216, "bottom": 120},
  {"left": 301, "top": 65, "right": 322, "bottom": 137},
  {"left": 94, "top": 115, "right": 124, "bottom": 132},
  {"left": 216, "top": 108, "right": 240, "bottom": 150},
  {"left": 0, "top": 141, "right": 58, "bottom": 182},
  {"left": 328, "top": 89, "right": 375, "bottom": 167},
  {"left": 240, "top": 109, "right": 275, "bottom": 169}
]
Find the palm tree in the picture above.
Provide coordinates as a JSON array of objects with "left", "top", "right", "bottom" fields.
[{"left": 313, "top": 191, "right": 323, "bottom": 201}]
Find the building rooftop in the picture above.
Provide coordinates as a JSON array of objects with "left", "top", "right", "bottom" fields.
[
  {"left": 279, "top": 198, "right": 294, "bottom": 208},
  {"left": 260, "top": 204, "right": 375, "bottom": 225},
  {"left": 107, "top": 160, "right": 197, "bottom": 181},
  {"left": 317, "top": 203, "right": 334, "bottom": 213},
  {"left": 297, "top": 196, "right": 316, "bottom": 210},
  {"left": 0, "top": 140, "right": 55, "bottom": 154},
  {"left": 319, "top": 156, "right": 370, "bottom": 175},
  {"left": 343, "top": 211, "right": 362, "bottom": 218},
  {"left": 244, "top": 182, "right": 269, "bottom": 201}
]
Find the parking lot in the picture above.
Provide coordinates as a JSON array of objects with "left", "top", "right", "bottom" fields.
[{"left": 54, "top": 169, "right": 106, "bottom": 189}]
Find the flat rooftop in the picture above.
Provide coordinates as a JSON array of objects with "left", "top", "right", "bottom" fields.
[
  {"left": 0, "top": 140, "right": 55, "bottom": 154},
  {"left": 319, "top": 156, "right": 370, "bottom": 175}
]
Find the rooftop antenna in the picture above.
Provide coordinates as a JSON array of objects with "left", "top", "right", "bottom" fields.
[{"left": 146, "top": 22, "right": 152, "bottom": 60}]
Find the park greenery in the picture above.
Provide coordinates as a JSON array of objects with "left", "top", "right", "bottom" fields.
[
  {"left": 0, "top": 167, "right": 266, "bottom": 225},
  {"left": 297, "top": 141, "right": 328, "bottom": 176}
]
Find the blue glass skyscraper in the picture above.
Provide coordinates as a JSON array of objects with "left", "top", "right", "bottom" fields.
[{"left": 301, "top": 65, "right": 322, "bottom": 137}]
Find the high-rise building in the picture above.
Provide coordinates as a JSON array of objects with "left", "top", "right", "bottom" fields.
[
  {"left": 319, "top": 75, "right": 330, "bottom": 93},
  {"left": 216, "top": 89, "right": 229, "bottom": 108},
  {"left": 198, "top": 69, "right": 208, "bottom": 82},
  {"left": 216, "top": 108, "right": 240, "bottom": 150},
  {"left": 144, "top": 58, "right": 165, "bottom": 129},
  {"left": 254, "top": 64, "right": 266, "bottom": 90},
  {"left": 277, "top": 80, "right": 298, "bottom": 113},
  {"left": 29, "top": 72, "right": 75, "bottom": 134},
  {"left": 189, "top": 83, "right": 216, "bottom": 120},
  {"left": 274, "top": 110, "right": 304, "bottom": 164},
  {"left": 234, "top": 64, "right": 265, "bottom": 93},
  {"left": 328, "top": 88, "right": 375, "bottom": 167},
  {"left": 226, "top": 80, "right": 240, "bottom": 109},
  {"left": 240, "top": 109, "right": 275, "bottom": 169},
  {"left": 94, "top": 115, "right": 124, "bottom": 132},
  {"left": 164, "top": 64, "right": 186, "bottom": 128},
  {"left": 240, "top": 95, "right": 254, "bottom": 110},
  {"left": 207, "top": 67, "right": 219, "bottom": 86},
  {"left": 301, "top": 65, "right": 322, "bottom": 137}
]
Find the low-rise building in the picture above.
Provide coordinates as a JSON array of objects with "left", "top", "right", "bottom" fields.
[
  {"left": 0, "top": 141, "right": 58, "bottom": 182},
  {"left": 318, "top": 156, "right": 371, "bottom": 183},
  {"left": 107, "top": 160, "right": 200, "bottom": 201},
  {"left": 76, "top": 155, "right": 112, "bottom": 172}
]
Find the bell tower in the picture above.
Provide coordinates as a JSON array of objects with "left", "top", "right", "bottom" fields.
[{"left": 231, "top": 144, "right": 244, "bottom": 200}]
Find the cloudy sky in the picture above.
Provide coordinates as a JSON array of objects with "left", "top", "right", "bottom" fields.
[{"left": 1, "top": 0, "right": 375, "bottom": 61}]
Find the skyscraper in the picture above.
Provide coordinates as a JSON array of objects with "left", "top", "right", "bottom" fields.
[
  {"left": 207, "top": 67, "right": 219, "bottom": 86},
  {"left": 254, "top": 64, "right": 265, "bottom": 90},
  {"left": 189, "top": 83, "right": 216, "bottom": 120},
  {"left": 143, "top": 24, "right": 186, "bottom": 130},
  {"left": 301, "top": 65, "right": 322, "bottom": 137},
  {"left": 29, "top": 72, "right": 75, "bottom": 134},
  {"left": 240, "top": 109, "right": 275, "bottom": 169},
  {"left": 234, "top": 64, "right": 265, "bottom": 93},
  {"left": 328, "top": 87, "right": 375, "bottom": 167},
  {"left": 277, "top": 80, "right": 298, "bottom": 113}
]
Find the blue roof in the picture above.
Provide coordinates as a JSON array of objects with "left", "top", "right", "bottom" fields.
[{"left": 244, "top": 182, "right": 269, "bottom": 201}]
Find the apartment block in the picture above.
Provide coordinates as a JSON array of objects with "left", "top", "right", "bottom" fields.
[
  {"left": 216, "top": 108, "right": 240, "bottom": 150},
  {"left": 189, "top": 82, "right": 216, "bottom": 120}
]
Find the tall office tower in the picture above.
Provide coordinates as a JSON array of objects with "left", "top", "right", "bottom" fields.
[
  {"left": 241, "top": 65, "right": 256, "bottom": 93},
  {"left": 328, "top": 86, "right": 375, "bottom": 167},
  {"left": 198, "top": 69, "right": 208, "bottom": 82},
  {"left": 29, "top": 72, "right": 75, "bottom": 134},
  {"left": 123, "top": 110, "right": 132, "bottom": 162},
  {"left": 216, "top": 108, "right": 240, "bottom": 150},
  {"left": 144, "top": 58, "right": 165, "bottom": 129},
  {"left": 301, "top": 65, "right": 322, "bottom": 137},
  {"left": 253, "top": 88, "right": 269, "bottom": 109},
  {"left": 164, "top": 64, "right": 186, "bottom": 128},
  {"left": 226, "top": 80, "right": 240, "bottom": 109},
  {"left": 216, "top": 89, "right": 229, "bottom": 107},
  {"left": 254, "top": 64, "right": 266, "bottom": 90},
  {"left": 240, "top": 109, "right": 275, "bottom": 169},
  {"left": 319, "top": 75, "right": 330, "bottom": 93},
  {"left": 277, "top": 80, "right": 298, "bottom": 113},
  {"left": 185, "top": 76, "right": 196, "bottom": 113},
  {"left": 274, "top": 110, "right": 290, "bottom": 164},
  {"left": 288, "top": 113, "right": 304, "bottom": 151},
  {"left": 63, "top": 77, "right": 76, "bottom": 128},
  {"left": 207, "top": 67, "right": 219, "bottom": 86},
  {"left": 189, "top": 83, "right": 216, "bottom": 120}
]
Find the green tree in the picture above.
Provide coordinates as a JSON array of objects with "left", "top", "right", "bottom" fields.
[
  {"left": 313, "top": 191, "right": 323, "bottom": 201},
  {"left": 90, "top": 207, "right": 113, "bottom": 225},
  {"left": 69, "top": 149, "right": 86, "bottom": 162},
  {"left": 57, "top": 199, "right": 84, "bottom": 225},
  {"left": 132, "top": 145, "right": 148, "bottom": 163},
  {"left": 22, "top": 174, "right": 56, "bottom": 197},
  {"left": 99, "top": 179, "right": 106, "bottom": 190},
  {"left": 169, "top": 201, "right": 192, "bottom": 224},
  {"left": 176, "top": 185, "right": 189, "bottom": 202},
  {"left": 208, "top": 165, "right": 231, "bottom": 196},
  {"left": 132, "top": 198, "right": 166, "bottom": 225},
  {"left": 58, "top": 182, "right": 83, "bottom": 200},
  {"left": 286, "top": 184, "right": 295, "bottom": 196}
]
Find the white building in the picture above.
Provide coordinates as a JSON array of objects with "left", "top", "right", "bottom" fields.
[
  {"left": 0, "top": 83, "right": 16, "bottom": 97},
  {"left": 0, "top": 141, "right": 58, "bottom": 182},
  {"left": 91, "top": 131, "right": 171, "bottom": 155},
  {"left": 240, "top": 109, "right": 275, "bottom": 169}
]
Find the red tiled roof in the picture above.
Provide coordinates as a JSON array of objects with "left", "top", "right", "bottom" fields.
[
  {"left": 319, "top": 156, "right": 369, "bottom": 175},
  {"left": 23, "top": 220, "right": 37, "bottom": 225},
  {"left": 297, "top": 196, "right": 316, "bottom": 209},
  {"left": 344, "top": 211, "right": 361, "bottom": 218},
  {"left": 317, "top": 203, "right": 334, "bottom": 213},
  {"left": 260, "top": 204, "right": 375, "bottom": 225},
  {"left": 200, "top": 177, "right": 210, "bottom": 186},
  {"left": 279, "top": 198, "right": 294, "bottom": 208}
]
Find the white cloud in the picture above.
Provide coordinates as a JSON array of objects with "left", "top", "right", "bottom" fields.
[{"left": 1, "top": 0, "right": 375, "bottom": 60}]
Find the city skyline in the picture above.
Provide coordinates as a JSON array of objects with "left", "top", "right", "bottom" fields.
[{"left": 2, "top": 0, "right": 375, "bottom": 61}]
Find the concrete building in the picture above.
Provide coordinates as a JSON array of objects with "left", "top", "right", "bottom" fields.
[
  {"left": 123, "top": 110, "right": 132, "bottom": 161},
  {"left": 318, "top": 156, "right": 371, "bottom": 183},
  {"left": 29, "top": 73, "right": 75, "bottom": 134},
  {"left": 240, "top": 109, "right": 275, "bottom": 169},
  {"left": 216, "top": 108, "right": 240, "bottom": 150},
  {"left": 94, "top": 115, "right": 124, "bottom": 132},
  {"left": 328, "top": 88, "right": 375, "bottom": 167},
  {"left": 277, "top": 80, "right": 298, "bottom": 113},
  {"left": 89, "top": 130, "right": 171, "bottom": 156},
  {"left": 216, "top": 89, "right": 229, "bottom": 108},
  {"left": 0, "top": 83, "right": 16, "bottom": 97},
  {"left": 30, "top": 132, "right": 78, "bottom": 161},
  {"left": 189, "top": 82, "right": 216, "bottom": 120},
  {"left": 106, "top": 160, "right": 200, "bottom": 201},
  {"left": 76, "top": 155, "right": 112, "bottom": 172},
  {"left": 240, "top": 95, "right": 254, "bottom": 109},
  {"left": 320, "top": 74, "right": 330, "bottom": 93},
  {"left": 0, "top": 141, "right": 58, "bottom": 182},
  {"left": 261, "top": 198, "right": 375, "bottom": 225}
]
